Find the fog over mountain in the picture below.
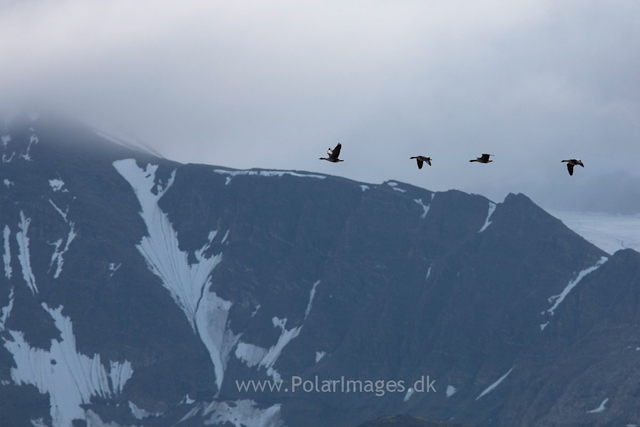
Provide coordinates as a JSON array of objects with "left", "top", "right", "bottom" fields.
[{"left": 1, "top": 1, "right": 639, "bottom": 214}]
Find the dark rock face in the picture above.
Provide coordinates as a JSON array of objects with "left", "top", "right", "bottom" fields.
[{"left": 1, "top": 113, "right": 639, "bottom": 427}]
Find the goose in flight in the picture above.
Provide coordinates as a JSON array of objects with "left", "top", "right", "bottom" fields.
[
  {"left": 470, "top": 154, "right": 493, "bottom": 163},
  {"left": 561, "top": 159, "right": 584, "bottom": 176},
  {"left": 319, "top": 143, "right": 343, "bottom": 162},
  {"left": 410, "top": 156, "right": 432, "bottom": 169}
]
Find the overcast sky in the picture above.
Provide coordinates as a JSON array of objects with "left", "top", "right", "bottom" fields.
[{"left": 1, "top": 0, "right": 639, "bottom": 213}]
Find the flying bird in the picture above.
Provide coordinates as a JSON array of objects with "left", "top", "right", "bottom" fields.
[
  {"left": 470, "top": 154, "right": 494, "bottom": 163},
  {"left": 319, "top": 143, "right": 343, "bottom": 163},
  {"left": 561, "top": 159, "right": 584, "bottom": 176},
  {"left": 410, "top": 156, "right": 432, "bottom": 169}
]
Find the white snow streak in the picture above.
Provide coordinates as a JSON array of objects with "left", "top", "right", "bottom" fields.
[
  {"left": 109, "top": 263, "right": 121, "bottom": 277},
  {"left": 479, "top": 202, "right": 497, "bottom": 233},
  {"left": 545, "top": 256, "right": 608, "bottom": 316},
  {"left": 16, "top": 211, "right": 38, "bottom": 294},
  {"left": 20, "top": 134, "right": 39, "bottom": 161},
  {"left": 3, "top": 226, "right": 11, "bottom": 279},
  {"left": 49, "top": 228, "right": 77, "bottom": 279},
  {"left": 1, "top": 135, "right": 10, "bottom": 147},
  {"left": 114, "top": 159, "right": 239, "bottom": 392},
  {"left": 360, "top": 185, "right": 370, "bottom": 192},
  {"left": 214, "top": 169, "right": 325, "bottom": 185},
  {"left": 3, "top": 303, "right": 133, "bottom": 427},
  {"left": 3, "top": 179, "right": 12, "bottom": 188},
  {"left": 235, "top": 281, "right": 320, "bottom": 380},
  {"left": 315, "top": 351, "right": 326, "bottom": 363},
  {"left": 587, "top": 398, "right": 609, "bottom": 414},
  {"left": 49, "top": 200, "right": 69, "bottom": 221},
  {"left": 0, "top": 287, "right": 14, "bottom": 331},
  {"left": 305, "top": 280, "right": 321, "bottom": 317},
  {"left": 476, "top": 368, "right": 513, "bottom": 400},
  {"left": 540, "top": 322, "right": 549, "bottom": 331},
  {"left": 47, "top": 200, "right": 77, "bottom": 279},
  {"left": 426, "top": 265, "right": 432, "bottom": 280},
  {"left": 413, "top": 198, "right": 430, "bottom": 219},
  {"left": 129, "top": 401, "right": 162, "bottom": 420},
  {"left": 403, "top": 387, "right": 415, "bottom": 402}
]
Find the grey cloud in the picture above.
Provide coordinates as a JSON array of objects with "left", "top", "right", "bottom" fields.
[{"left": 1, "top": 0, "right": 639, "bottom": 213}]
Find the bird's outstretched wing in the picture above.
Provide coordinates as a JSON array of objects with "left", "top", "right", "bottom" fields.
[
  {"left": 425, "top": 158, "right": 432, "bottom": 166},
  {"left": 417, "top": 159, "right": 423, "bottom": 169},
  {"left": 332, "top": 143, "right": 342, "bottom": 159},
  {"left": 567, "top": 164, "right": 574, "bottom": 176},
  {"left": 480, "top": 154, "right": 492, "bottom": 162}
]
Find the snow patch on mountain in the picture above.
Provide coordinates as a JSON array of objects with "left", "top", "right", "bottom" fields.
[
  {"left": 3, "top": 225, "right": 11, "bottom": 279},
  {"left": 129, "top": 401, "right": 162, "bottom": 420},
  {"left": 315, "top": 351, "right": 326, "bottom": 363},
  {"left": 114, "top": 159, "right": 239, "bottom": 393},
  {"left": 414, "top": 198, "right": 431, "bottom": 219},
  {"left": 403, "top": 387, "right": 415, "bottom": 402},
  {"left": 109, "top": 263, "right": 121, "bottom": 277},
  {"left": 214, "top": 169, "right": 325, "bottom": 185},
  {"left": 49, "top": 200, "right": 69, "bottom": 222},
  {"left": 16, "top": 211, "right": 38, "bottom": 294},
  {"left": 360, "top": 185, "right": 370, "bottom": 192},
  {"left": 49, "top": 179, "right": 64, "bottom": 192},
  {"left": 479, "top": 202, "right": 497, "bottom": 233},
  {"left": 545, "top": 256, "right": 608, "bottom": 316},
  {"left": 47, "top": 199, "right": 77, "bottom": 279},
  {"left": 235, "top": 281, "right": 321, "bottom": 381},
  {"left": 305, "top": 280, "right": 320, "bottom": 317},
  {"left": 2, "top": 152, "right": 15, "bottom": 163},
  {"left": 1, "top": 135, "right": 10, "bottom": 147},
  {"left": 446, "top": 385, "right": 457, "bottom": 397},
  {"left": 186, "top": 399, "right": 283, "bottom": 427},
  {"left": 0, "top": 287, "right": 14, "bottom": 330},
  {"left": 587, "top": 397, "right": 609, "bottom": 414},
  {"left": 20, "top": 133, "right": 39, "bottom": 161},
  {"left": 3, "top": 179, "right": 12, "bottom": 188},
  {"left": 476, "top": 368, "right": 513, "bottom": 400},
  {"left": 49, "top": 227, "right": 77, "bottom": 279},
  {"left": 3, "top": 303, "right": 133, "bottom": 427}
]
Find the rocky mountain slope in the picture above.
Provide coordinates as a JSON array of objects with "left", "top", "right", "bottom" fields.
[{"left": 1, "top": 113, "right": 639, "bottom": 427}]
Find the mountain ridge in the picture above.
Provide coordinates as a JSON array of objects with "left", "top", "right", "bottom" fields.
[{"left": 1, "top": 113, "right": 639, "bottom": 427}]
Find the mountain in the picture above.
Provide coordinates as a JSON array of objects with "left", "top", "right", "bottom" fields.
[{"left": 1, "top": 113, "right": 639, "bottom": 427}]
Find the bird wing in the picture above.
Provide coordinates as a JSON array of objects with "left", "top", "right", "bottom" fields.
[
  {"left": 567, "top": 164, "right": 574, "bottom": 176},
  {"left": 417, "top": 159, "right": 423, "bottom": 169},
  {"left": 426, "top": 158, "right": 432, "bottom": 166},
  {"left": 481, "top": 154, "right": 491, "bottom": 161},
  {"left": 331, "top": 143, "right": 342, "bottom": 159}
]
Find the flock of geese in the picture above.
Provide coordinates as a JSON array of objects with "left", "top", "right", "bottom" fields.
[{"left": 320, "top": 143, "right": 585, "bottom": 176}]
